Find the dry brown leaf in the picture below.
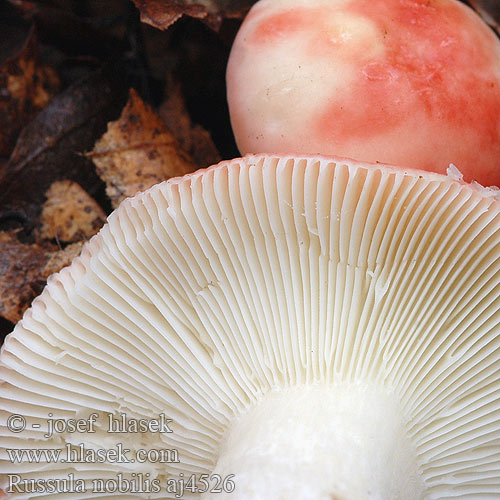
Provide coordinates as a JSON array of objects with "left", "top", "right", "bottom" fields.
[
  {"left": 40, "top": 180, "right": 106, "bottom": 242},
  {"left": 0, "top": 26, "right": 60, "bottom": 157},
  {"left": 88, "top": 88, "right": 195, "bottom": 208},
  {"left": 159, "top": 78, "right": 220, "bottom": 168},
  {"left": 43, "top": 241, "right": 84, "bottom": 277},
  {"left": 132, "top": 0, "right": 255, "bottom": 31},
  {"left": 0, "top": 232, "right": 84, "bottom": 323},
  {"left": 0, "top": 232, "right": 51, "bottom": 323}
]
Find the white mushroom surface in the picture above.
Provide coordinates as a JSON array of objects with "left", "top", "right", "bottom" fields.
[{"left": 1, "top": 154, "right": 500, "bottom": 499}]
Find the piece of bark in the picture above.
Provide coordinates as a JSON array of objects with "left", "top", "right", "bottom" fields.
[
  {"left": 0, "top": 232, "right": 84, "bottom": 324},
  {"left": 0, "top": 25, "right": 60, "bottom": 157},
  {"left": 159, "top": 78, "right": 220, "bottom": 168},
  {"left": 40, "top": 180, "right": 106, "bottom": 242},
  {"left": 132, "top": 0, "right": 255, "bottom": 31},
  {"left": 88, "top": 88, "right": 195, "bottom": 208}
]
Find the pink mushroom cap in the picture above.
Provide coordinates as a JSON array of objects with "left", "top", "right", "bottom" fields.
[{"left": 227, "top": 0, "right": 500, "bottom": 186}]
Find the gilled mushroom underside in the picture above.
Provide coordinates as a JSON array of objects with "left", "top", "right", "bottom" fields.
[{"left": 0, "top": 154, "right": 499, "bottom": 499}]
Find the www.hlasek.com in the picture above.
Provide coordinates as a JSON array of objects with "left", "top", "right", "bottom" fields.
[{"left": 5, "top": 412, "right": 235, "bottom": 497}]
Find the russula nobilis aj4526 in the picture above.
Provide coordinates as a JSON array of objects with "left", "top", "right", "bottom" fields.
[{"left": 1, "top": 154, "right": 500, "bottom": 499}]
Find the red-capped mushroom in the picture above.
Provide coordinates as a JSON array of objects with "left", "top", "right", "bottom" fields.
[{"left": 227, "top": 0, "right": 500, "bottom": 186}]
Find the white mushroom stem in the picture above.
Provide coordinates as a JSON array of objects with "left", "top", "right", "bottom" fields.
[{"left": 211, "top": 384, "right": 423, "bottom": 500}]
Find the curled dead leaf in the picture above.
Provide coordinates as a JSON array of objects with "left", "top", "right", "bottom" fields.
[
  {"left": 132, "top": 0, "right": 256, "bottom": 31},
  {"left": 88, "top": 88, "right": 195, "bottom": 208},
  {"left": 0, "top": 25, "right": 60, "bottom": 157},
  {"left": 40, "top": 180, "right": 106, "bottom": 243}
]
